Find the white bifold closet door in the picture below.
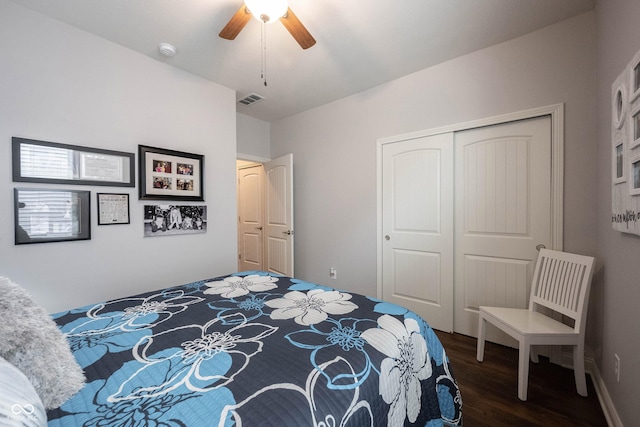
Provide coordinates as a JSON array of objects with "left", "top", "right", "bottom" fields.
[{"left": 381, "top": 116, "right": 552, "bottom": 339}]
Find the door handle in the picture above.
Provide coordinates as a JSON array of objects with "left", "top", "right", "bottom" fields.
[
  {"left": 385, "top": 235, "right": 390, "bottom": 241},
  {"left": 536, "top": 244, "right": 546, "bottom": 251},
  {"left": 255, "top": 226, "right": 263, "bottom": 230},
  {"left": 283, "top": 230, "right": 294, "bottom": 235}
]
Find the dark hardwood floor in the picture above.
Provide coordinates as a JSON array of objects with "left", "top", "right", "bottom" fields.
[{"left": 435, "top": 331, "right": 608, "bottom": 427}]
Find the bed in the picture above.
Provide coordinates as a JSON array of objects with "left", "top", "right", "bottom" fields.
[{"left": 46, "top": 272, "right": 463, "bottom": 426}]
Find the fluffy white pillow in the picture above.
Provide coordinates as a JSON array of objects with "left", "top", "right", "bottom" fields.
[
  {"left": 0, "top": 276, "right": 85, "bottom": 409},
  {"left": 0, "top": 356, "right": 46, "bottom": 427}
]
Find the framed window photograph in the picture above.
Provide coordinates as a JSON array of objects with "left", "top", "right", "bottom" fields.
[
  {"left": 97, "top": 193, "right": 130, "bottom": 225},
  {"left": 138, "top": 145, "right": 204, "bottom": 201},
  {"left": 631, "top": 155, "right": 640, "bottom": 196},
  {"left": 629, "top": 51, "right": 640, "bottom": 103},
  {"left": 14, "top": 188, "right": 91, "bottom": 245},
  {"left": 631, "top": 104, "right": 640, "bottom": 149},
  {"left": 614, "top": 140, "right": 625, "bottom": 184},
  {"left": 12, "top": 137, "right": 135, "bottom": 187}
]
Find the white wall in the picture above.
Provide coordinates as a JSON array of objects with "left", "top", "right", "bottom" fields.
[
  {"left": 595, "top": 0, "right": 640, "bottom": 424},
  {"left": 237, "top": 113, "right": 270, "bottom": 160},
  {"left": 0, "top": 1, "right": 238, "bottom": 313},
  {"left": 271, "top": 13, "right": 597, "bottom": 299}
]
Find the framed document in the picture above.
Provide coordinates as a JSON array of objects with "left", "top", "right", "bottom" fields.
[
  {"left": 97, "top": 193, "right": 130, "bottom": 225},
  {"left": 138, "top": 145, "right": 204, "bottom": 201}
]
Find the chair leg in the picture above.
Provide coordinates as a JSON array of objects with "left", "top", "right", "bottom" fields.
[
  {"left": 476, "top": 314, "right": 486, "bottom": 362},
  {"left": 518, "top": 342, "right": 530, "bottom": 401},
  {"left": 573, "top": 343, "right": 588, "bottom": 397},
  {"left": 530, "top": 346, "right": 540, "bottom": 363}
]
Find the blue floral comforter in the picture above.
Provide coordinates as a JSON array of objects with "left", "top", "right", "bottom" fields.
[{"left": 47, "top": 272, "right": 462, "bottom": 426}]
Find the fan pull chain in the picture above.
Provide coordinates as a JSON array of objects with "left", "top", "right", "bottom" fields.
[{"left": 260, "top": 21, "right": 268, "bottom": 86}]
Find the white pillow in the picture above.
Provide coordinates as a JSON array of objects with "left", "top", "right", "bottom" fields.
[
  {"left": 0, "top": 276, "right": 85, "bottom": 409},
  {"left": 0, "top": 356, "right": 46, "bottom": 427}
]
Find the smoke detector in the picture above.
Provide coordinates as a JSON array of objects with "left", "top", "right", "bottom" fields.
[{"left": 158, "top": 43, "right": 177, "bottom": 57}]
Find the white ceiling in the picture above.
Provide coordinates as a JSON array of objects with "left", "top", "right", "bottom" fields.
[{"left": 8, "top": 0, "right": 595, "bottom": 122}]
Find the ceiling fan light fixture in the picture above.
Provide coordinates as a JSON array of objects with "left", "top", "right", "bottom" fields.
[{"left": 244, "top": 0, "right": 288, "bottom": 24}]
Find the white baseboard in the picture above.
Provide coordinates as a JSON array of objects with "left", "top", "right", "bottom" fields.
[
  {"left": 559, "top": 349, "right": 623, "bottom": 427},
  {"left": 586, "top": 357, "right": 624, "bottom": 427}
]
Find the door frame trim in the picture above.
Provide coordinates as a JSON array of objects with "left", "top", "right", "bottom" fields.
[{"left": 376, "top": 103, "right": 564, "bottom": 299}]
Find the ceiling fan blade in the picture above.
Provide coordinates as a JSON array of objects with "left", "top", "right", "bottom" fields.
[
  {"left": 219, "top": 5, "right": 252, "bottom": 40},
  {"left": 280, "top": 7, "right": 316, "bottom": 49}
]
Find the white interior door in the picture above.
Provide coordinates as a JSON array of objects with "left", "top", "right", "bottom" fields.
[
  {"left": 453, "top": 116, "right": 552, "bottom": 342},
  {"left": 264, "top": 154, "right": 294, "bottom": 276},
  {"left": 381, "top": 133, "right": 454, "bottom": 332},
  {"left": 237, "top": 164, "right": 264, "bottom": 271}
]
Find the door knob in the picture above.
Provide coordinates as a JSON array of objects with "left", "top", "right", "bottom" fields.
[
  {"left": 255, "top": 226, "right": 263, "bottom": 230},
  {"left": 385, "top": 235, "right": 390, "bottom": 241},
  {"left": 536, "top": 244, "right": 546, "bottom": 251},
  {"left": 283, "top": 230, "right": 294, "bottom": 235}
]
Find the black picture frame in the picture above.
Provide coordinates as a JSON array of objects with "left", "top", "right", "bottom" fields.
[
  {"left": 14, "top": 188, "right": 91, "bottom": 245},
  {"left": 97, "top": 193, "right": 131, "bottom": 225},
  {"left": 12, "top": 137, "right": 135, "bottom": 187},
  {"left": 143, "top": 204, "right": 207, "bottom": 236},
  {"left": 138, "top": 145, "right": 204, "bottom": 201}
]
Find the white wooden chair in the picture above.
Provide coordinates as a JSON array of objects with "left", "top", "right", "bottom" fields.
[{"left": 476, "top": 248, "right": 596, "bottom": 401}]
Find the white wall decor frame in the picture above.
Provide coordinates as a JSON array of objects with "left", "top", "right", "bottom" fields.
[
  {"left": 611, "top": 47, "right": 640, "bottom": 235},
  {"left": 613, "top": 84, "right": 627, "bottom": 130}
]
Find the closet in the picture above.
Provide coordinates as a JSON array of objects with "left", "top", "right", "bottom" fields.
[{"left": 378, "top": 106, "right": 563, "bottom": 343}]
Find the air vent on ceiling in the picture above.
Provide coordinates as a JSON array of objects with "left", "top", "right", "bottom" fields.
[{"left": 238, "top": 93, "right": 265, "bottom": 106}]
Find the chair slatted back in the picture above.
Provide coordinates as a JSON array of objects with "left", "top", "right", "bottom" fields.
[{"left": 529, "top": 249, "right": 596, "bottom": 332}]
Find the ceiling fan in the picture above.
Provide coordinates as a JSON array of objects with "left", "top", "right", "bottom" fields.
[{"left": 219, "top": 0, "right": 316, "bottom": 49}]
